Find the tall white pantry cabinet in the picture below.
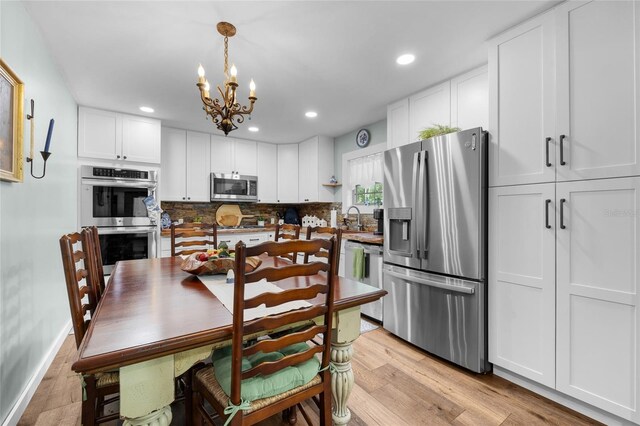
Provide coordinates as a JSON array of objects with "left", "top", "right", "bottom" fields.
[{"left": 488, "top": 1, "right": 640, "bottom": 423}]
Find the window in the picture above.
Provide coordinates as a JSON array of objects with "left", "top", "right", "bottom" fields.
[
  {"left": 353, "top": 182, "right": 383, "bottom": 206},
  {"left": 342, "top": 146, "right": 385, "bottom": 213}
]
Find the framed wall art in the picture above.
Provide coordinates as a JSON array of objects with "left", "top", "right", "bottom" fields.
[{"left": 0, "top": 59, "right": 24, "bottom": 182}]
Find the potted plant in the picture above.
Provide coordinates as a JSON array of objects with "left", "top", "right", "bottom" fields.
[
  {"left": 256, "top": 216, "right": 266, "bottom": 227},
  {"left": 418, "top": 124, "right": 461, "bottom": 140}
]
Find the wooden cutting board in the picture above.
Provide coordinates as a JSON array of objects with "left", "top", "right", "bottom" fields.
[{"left": 215, "top": 204, "right": 254, "bottom": 227}]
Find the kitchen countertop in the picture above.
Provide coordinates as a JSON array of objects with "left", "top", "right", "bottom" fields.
[
  {"left": 161, "top": 226, "right": 275, "bottom": 237},
  {"left": 342, "top": 232, "right": 384, "bottom": 245},
  {"left": 161, "top": 226, "right": 384, "bottom": 245}
]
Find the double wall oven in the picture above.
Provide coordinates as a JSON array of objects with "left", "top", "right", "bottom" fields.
[{"left": 80, "top": 165, "right": 158, "bottom": 274}]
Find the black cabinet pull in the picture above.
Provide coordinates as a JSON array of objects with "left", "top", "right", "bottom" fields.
[
  {"left": 116, "top": 155, "right": 121, "bottom": 159},
  {"left": 545, "top": 199, "right": 551, "bottom": 229},
  {"left": 123, "top": 156, "right": 127, "bottom": 160},
  {"left": 560, "top": 135, "right": 566, "bottom": 166},
  {"left": 545, "top": 137, "right": 552, "bottom": 167},
  {"left": 560, "top": 198, "right": 566, "bottom": 229}
]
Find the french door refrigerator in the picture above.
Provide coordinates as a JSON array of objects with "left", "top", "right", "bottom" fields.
[{"left": 383, "top": 127, "right": 490, "bottom": 373}]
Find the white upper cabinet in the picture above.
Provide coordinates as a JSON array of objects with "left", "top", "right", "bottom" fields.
[
  {"left": 451, "top": 66, "right": 488, "bottom": 131},
  {"left": 409, "top": 81, "right": 451, "bottom": 143},
  {"left": 556, "top": 177, "right": 640, "bottom": 423},
  {"left": 161, "top": 128, "right": 210, "bottom": 202},
  {"left": 489, "top": 183, "right": 556, "bottom": 388},
  {"left": 277, "top": 144, "right": 299, "bottom": 203},
  {"left": 298, "top": 136, "right": 334, "bottom": 203},
  {"left": 185, "top": 131, "right": 211, "bottom": 202},
  {"left": 556, "top": 1, "right": 640, "bottom": 181},
  {"left": 256, "top": 142, "right": 277, "bottom": 203},
  {"left": 387, "top": 65, "right": 488, "bottom": 149},
  {"left": 160, "top": 128, "right": 187, "bottom": 201},
  {"left": 210, "top": 136, "right": 257, "bottom": 176},
  {"left": 233, "top": 139, "right": 257, "bottom": 175},
  {"left": 488, "top": 11, "right": 556, "bottom": 187},
  {"left": 387, "top": 98, "right": 410, "bottom": 149},
  {"left": 78, "top": 106, "right": 161, "bottom": 164}
]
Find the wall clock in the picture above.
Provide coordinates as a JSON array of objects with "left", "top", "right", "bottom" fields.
[{"left": 356, "top": 129, "right": 370, "bottom": 148}]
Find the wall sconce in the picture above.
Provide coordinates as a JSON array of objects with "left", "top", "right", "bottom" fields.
[{"left": 26, "top": 99, "right": 53, "bottom": 180}]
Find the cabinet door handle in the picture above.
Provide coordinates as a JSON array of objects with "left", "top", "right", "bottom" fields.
[
  {"left": 187, "top": 197, "right": 191, "bottom": 200},
  {"left": 560, "top": 135, "right": 566, "bottom": 166},
  {"left": 545, "top": 199, "right": 551, "bottom": 229},
  {"left": 182, "top": 197, "right": 186, "bottom": 200},
  {"left": 545, "top": 137, "right": 552, "bottom": 167},
  {"left": 560, "top": 198, "right": 566, "bottom": 229},
  {"left": 123, "top": 155, "right": 127, "bottom": 160},
  {"left": 249, "top": 238, "right": 260, "bottom": 242},
  {"left": 116, "top": 155, "right": 121, "bottom": 159}
]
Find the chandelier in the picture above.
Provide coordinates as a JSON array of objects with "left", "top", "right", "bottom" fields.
[{"left": 196, "top": 22, "right": 257, "bottom": 135}]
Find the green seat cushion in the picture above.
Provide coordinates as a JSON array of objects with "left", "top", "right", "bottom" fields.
[{"left": 212, "top": 342, "right": 320, "bottom": 402}]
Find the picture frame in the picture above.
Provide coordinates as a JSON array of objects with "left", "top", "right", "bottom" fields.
[{"left": 0, "top": 59, "right": 24, "bottom": 182}]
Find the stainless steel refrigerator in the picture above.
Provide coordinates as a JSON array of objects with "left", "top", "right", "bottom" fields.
[{"left": 382, "top": 127, "right": 490, "bottom": 373}]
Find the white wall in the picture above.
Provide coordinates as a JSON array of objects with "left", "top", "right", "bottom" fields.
[{"left": 0, "top": 1, "right": 78, "bottom": 423}]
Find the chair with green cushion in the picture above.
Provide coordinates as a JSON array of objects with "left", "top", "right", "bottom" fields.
[{"left": 191, "top": 238, "right": 337, "bottom": 425}]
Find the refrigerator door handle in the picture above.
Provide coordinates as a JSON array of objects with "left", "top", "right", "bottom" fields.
[
  {"left": 384, "top": 269, "right": 476, "bottom": 294},
  {"left": 412, "top": 151, "right": 422, "bottom": 258},
  {"left": 419, "top": 150, "right": 429, "bottom": 259}
]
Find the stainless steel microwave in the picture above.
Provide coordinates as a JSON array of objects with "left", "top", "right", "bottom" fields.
[{"left": 210, "top": 173, "right": 258, "bottom": 202}]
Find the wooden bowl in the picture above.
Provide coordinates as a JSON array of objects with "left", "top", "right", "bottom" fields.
[{"left": 180, "top": 252, "right": 262, "bottom": 275}]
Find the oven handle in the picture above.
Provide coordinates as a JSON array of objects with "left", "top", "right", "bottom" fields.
[
  {"left": 82, "top": 178, "right": 157, "bottom": 189},
  {"left": 97, "top": 226, "right": 158, "bottom": 235}
]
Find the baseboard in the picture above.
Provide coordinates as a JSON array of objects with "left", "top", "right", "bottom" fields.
[
  {"left": 1, "top": 320, "right": 72, "bottom": 426},
  {"left": 494, "top": 366, "right": 637, "bottom": 426}
]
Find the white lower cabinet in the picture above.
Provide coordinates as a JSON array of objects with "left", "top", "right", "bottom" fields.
[
  {"left": 490, "top": 177, "right": 640, "bottom": 422},
  {"left": 489, "top": 183, "right": 556, "bottom": 388},
  {"left": 555, "top": 177, "right": 640, "bottom": 422},
  {"left": 161, "top": 232, "right": 272, "bottom": 257}
]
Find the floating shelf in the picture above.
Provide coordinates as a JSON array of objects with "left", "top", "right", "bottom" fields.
[{"left": 322, "top": 183, "right": 342, "bottom": 187}]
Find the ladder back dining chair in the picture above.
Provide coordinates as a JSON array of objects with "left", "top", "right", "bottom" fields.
[
  {"left": 60, "top": 229, "right": 119, "bottom": 425},
  {"left": 304, "top": 226, "right": 342, "bottom": 274},
  {"left": 191, "top": 237, "right": 337, "bottom": 426},
  {"left": 274, "top": 223, "right": 301, "bottom": 263},
  {"left": 171, "top": 222, "right": 218, "bottom": 256}
]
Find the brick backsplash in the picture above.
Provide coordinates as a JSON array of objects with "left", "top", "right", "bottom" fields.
[{"left": 160, "top": 201, "right": 380, "bottom": 231}]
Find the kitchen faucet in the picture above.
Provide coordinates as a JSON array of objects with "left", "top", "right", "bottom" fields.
[{"left": 346, "top": 205, "right": 364, "bottom": 231}]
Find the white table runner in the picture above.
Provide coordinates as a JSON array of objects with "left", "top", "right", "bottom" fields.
[{"left": 198, "top": 275, "right": 311, "bottom": 321}]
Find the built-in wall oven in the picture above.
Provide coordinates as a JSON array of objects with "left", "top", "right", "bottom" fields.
[{"left": 80, "top": 165, "right": 158, "bottom": 274}]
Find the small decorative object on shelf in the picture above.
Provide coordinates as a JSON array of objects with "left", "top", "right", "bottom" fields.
[
  {"left": 25, "top": 99, "right": 54, "bottom": 180},
  {"left": 256, "top": 216, "right": 266, "bottom": 227},
  {"left": 329, "top": 175, "right": 337, "bottom": 184}
]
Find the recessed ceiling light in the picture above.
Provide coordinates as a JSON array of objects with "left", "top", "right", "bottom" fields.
[
  {"left": 305, "top": 111, "right": 318, "bottom": 118},
  {"left": 396, "top": 54, "right": 415, "bottom": 65},
  {"left": 248, "top": 126, "right": 259, "bottom": 132},
  {"left": 139, "top": 106, "right": 154, "bottom": 113}
]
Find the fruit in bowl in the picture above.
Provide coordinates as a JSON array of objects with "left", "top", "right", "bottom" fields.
[{"left": 180, "top": 250, "right": 259, "bottom": 276}]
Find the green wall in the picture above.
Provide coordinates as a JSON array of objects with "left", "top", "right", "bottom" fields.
[
  {"left": 333, "top": 118, "right": 387, "bottom": 201},
  {"left": 0, "top": 2, "right": 78, "bottom": 422}
]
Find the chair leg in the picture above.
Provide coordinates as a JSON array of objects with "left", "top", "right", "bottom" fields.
[
  {"left": 287, "top": 405, "right": 297, "bottom": 425},
  {"left": 82, "top": 376, "right": 97, "bottom": 426},
  {"left": 319, "top": 386, "right": 332, "bottom": 426}
]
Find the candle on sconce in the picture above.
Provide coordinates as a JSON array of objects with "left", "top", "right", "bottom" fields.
[
  {"left": 44, "top": 119, "right": 54, "bottom": 153},
  {"left": 229, "top": 64, "right": 238, "bottom": 84},
  {"left": 249, "top": 79, "right": 256, "bottom": 98},
  {"left": 29, "top": 99, "right": 35, "bottom": 159},
  {"left": 203, "top": 80, "right": 210, "bottom": 98},
  {"left": 197, "top": 64, "right": 205, "bottom": 84}
]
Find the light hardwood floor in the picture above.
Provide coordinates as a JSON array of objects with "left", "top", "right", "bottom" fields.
[{"left": 18, "top": 325, "right": 601, "bottom": 425}]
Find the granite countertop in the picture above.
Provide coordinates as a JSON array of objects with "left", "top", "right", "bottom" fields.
[
  {"left": 161, "top": 226, "right": 275, "bottom": 237},
  {"left": 342, "top": 232, "right": 384, "bottom": 245}
]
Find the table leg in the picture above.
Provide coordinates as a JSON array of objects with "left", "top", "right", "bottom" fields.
[{"left": 331, "top": 306, "right": 360, "bottom": 425}]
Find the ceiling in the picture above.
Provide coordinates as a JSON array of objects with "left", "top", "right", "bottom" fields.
[{"left": 25, "top": 1, "right": 558, "bottom": 144}]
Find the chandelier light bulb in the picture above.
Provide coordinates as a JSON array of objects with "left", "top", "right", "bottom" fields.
[
  {"left": 249, "top": 79, "right": 256, "bottom": 98},
  {"left": 198, "top": 64, "right": 206, "bottom": 84},
  {"left": 230, "top": 64, "right": 237, "bottom": 76}
]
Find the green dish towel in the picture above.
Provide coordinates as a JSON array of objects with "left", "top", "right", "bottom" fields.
[{"left": 353, "top": 247, "right": 365, "bottom": 280}]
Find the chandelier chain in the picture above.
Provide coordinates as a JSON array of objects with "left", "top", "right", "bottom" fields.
[{"left": 223, "top": 35, "right": 229, "bottom": 80}]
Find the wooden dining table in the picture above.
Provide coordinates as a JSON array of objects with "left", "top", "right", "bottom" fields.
[{"left": 72, "top": 254, "right": 387, "bottom": 425}]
